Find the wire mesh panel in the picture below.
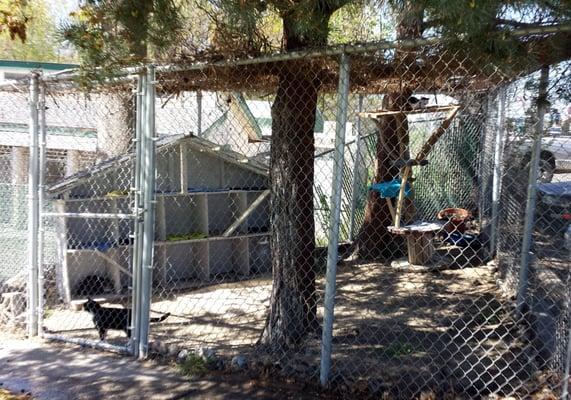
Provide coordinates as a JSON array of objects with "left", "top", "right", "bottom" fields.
[
  {"left": 497, "top": 65, "right": 571, "bottom": 382},
  {"left": 0, "top": 83, "right": 31, "bottom": 333},
  {"left": 145, "top": 60, "right": 341, "bottom": 373},
  {"left": 330, "top": 50, "right": 570, "bottom": 399},
  {"left": 99, "top": 34, "right": 571, "bottom": 397},
  {"left": 38, "top": 76, "right": 140, "bottom": 352}
]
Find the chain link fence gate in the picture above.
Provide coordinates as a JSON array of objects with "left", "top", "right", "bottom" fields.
[
  {"left": 7, "top": 68, "right": 159, "bottom": 356},
  {"left": 0, "top": 26, "right": 568, "bottom": 400},
  {"left": 0, "top": 79, "right": 33, "bottom": 333}
]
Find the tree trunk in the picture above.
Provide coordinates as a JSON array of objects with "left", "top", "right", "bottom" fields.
[
  {"left": 352, "top": 1, "right": 424, "bottom": 260},
  {"left": 354, "top": 92, "right": 411, "bottom": 260},
  {"left": 96, "top": 93, "right": 134, "bottom": 162},
  {"left": 259, "top": 2, "right": 348, "bottom": 350},
  {"left": 261, "top": 65, "right": 320, "bottom": 350}
]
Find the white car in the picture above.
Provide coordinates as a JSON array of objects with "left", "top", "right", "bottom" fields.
[{"left": 508, "top": 130, "right": 571, "bottom": 183}]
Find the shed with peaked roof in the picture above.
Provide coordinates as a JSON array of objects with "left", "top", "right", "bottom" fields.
[{"left": 47, "top": 134, "right": 271, "bottom": 303}]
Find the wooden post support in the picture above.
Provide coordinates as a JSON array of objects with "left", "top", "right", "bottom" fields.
[
  {"left": 223, "top": 190, "right": 270, "bottom": 237},
  {"left": 392, "top": 105, "right": 459, "bottom": 229},
  {"left": 386, "top": 198, "right": 396, "bottom": 221},
  {"left": 394, "top": 165, "right": 411, "bottom": 228}
]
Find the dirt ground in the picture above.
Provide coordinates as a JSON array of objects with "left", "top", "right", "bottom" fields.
[
  {"left": 39, "top": 257, "right": 567, "bottom": 398},
  {"left": 0, "top": 336, "right": 334, "bottom": 400}
]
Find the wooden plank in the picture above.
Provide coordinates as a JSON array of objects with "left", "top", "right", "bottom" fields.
[
  {"left": 222, "top": 190, "right": 270, "bottom": 237},
  {"left": 179, "top": 142, "right": 188, "bottom": 193},
  {"left": 415, "top": 106, "right": 460, "bottom": 162},
  {"left": 94, "top": 250, "right": 132, "bottom": 278},
  {"left": 392, "top": 105, "right": 460, "bottom": 229},
  {"left": 406, "top": 235, "right": 434, "bottom": 265},
  {"left": 393, "top": 165, "right": 411, "bottom": 228},
  {"left": 386, "top": 198, "right": 396, "bottom": 221},
  {"left": 156, "top": 196, "right": 166, "bottom": 241},
  {"left": 358, "top": 104, "right": 458, "bottom": 118}
]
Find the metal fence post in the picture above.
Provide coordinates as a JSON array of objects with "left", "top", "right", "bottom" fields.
[
  {"left": 197, "top": 90, "right": 203, "bottom": 136},
  {"left": 27, "top": 72, "right": 40, "bottom": 337},
  {"left": 130, "top": 72, "right": 146, "bottom": 357},
  {"left": 490, "top": 87, "right": 506, "bottom": 256},
  {"left": 37, "top": 80, "right": 47, "bottom": 335},
  {"left": 349, "top": 94, "right": 363, "bottom": 241},
  {"left": 516, "top": 65, "right": 549, "bottom": 316},
  {"left": 320, "top": 52, "right": 351, "bottom": 387},
  {"left": 138, "top": 65, "right": 157, "bottom": 359},
  {"left": 563, "top": 317, "right": 571, "bottom": 399}
]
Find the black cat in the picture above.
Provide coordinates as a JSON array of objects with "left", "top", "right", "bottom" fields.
[{"left": 83, "top": 297, "right": 170, "bottom": 341}]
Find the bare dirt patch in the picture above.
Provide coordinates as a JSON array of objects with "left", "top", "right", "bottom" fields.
[{"left": 40, "top": 260, "right": 563, "bottom": 398}]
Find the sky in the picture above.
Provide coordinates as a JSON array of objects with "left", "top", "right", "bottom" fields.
[{"left": 47, "top": 0, "right": 79, "bottom": 26}]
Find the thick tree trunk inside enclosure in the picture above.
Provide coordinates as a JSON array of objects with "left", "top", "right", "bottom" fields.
[
  {"left": 257, "top": 2, "right": 348, "bottom": 351},
  {"left": 354, "top": 92, "right": 412, "bottom": 260},
  {"left": 261, "top": 67, "right": 320, "bottom": 350},
  {"left": 96, "top": 93, "right": 135, "bottom": 162},
  {"left": 352, "top": 1, "right": 423, "bottom": 261}
]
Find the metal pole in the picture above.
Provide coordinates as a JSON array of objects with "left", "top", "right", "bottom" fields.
[
  {"left": 27, "top": 72, "right": 40, "bottom": 337},
  {"left": 320, "top": 52, "right": 350, "bottom": 387},
  {"left": 196, "top": 90, "right": 202, "bottom": 136},
  {"left": 139, "top": 65, "right": 157, "bottom": 359},
  {"left": 490, "top": 87, "right": 507, "bottom": 256},
  {"left": 130, "top": 73, "right": 146, "bottom": 357},
  {"left": 516, "top": 65, "right": 549, "bottom": 317},
  {"left": 562, "top": 315, "right": 571, "bottom": 399},
  {"left": 349, "top": 95, "right": 364, "bottom": 241},
  {"left": 37, "top": 80, "right": 47, "bottom": 336},
  {"left": 41, "top": 212, "right": 137, "bottom": 219}
]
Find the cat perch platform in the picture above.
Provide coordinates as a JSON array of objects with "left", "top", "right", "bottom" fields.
[{"left": 388, "top": 222, "right": 443, "bottom": 266}]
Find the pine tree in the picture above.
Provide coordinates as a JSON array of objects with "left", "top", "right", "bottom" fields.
[{"left": 52, "top": 0, "right": 571, "bottom": 351}]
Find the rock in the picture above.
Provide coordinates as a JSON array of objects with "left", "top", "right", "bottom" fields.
[
  {"left": 290, "top": 360, "right": 311, "bottom": 375},
  {"left": 259, "top": 354, "right": 273, "bottom": 368},
  {"left": 150, "top": 340, "right": 168, "bottom": 354},
  {"left": 0, "top": 273, "right": 27, "bottom": 298},
  {"left": 197, "top": 346, "right": 215, "bottom": 361},
  {"left": 354, "top": 379, "right": 368, "bottom": 393},
  {"left": 231, "top": 354, "right": 247, "bottom": 371},
  {"left": 177, "top": 349, "right": 189, "bottom": 362},
  {"left": 167, "top": 344, "right": 179, "bottom": 358},
  {"left": 213, "top": 358, "right": 225, "bottom": 371}
]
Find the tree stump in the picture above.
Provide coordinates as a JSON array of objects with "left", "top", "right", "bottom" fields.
[
  {"left": 388, "top": 222, "right": 442, "bottom": 266},
  {"left": 405, "top": 235, "right": 435, "bottom": 265}
]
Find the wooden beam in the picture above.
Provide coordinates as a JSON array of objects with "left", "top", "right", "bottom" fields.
[
  {"left": 415, "top": 106, "right": 460, "bottom": 161},
  {"left": 393, "top": 105, "right": 460, "bottom": 228},
  {"left": 95, "top": 250, "right": 132, "bottom": 278},
  {"left": 358, "top": 104, "right": 458, "bottom": 119},
  {"left": 222, "top": 190, "right": 270, "bottom": 237},
  {"left": 180, "top": 142, "right": 188, "bottom": 193},
  {"left": 393, "top": 165, "right": 411, "bottom": 228}
]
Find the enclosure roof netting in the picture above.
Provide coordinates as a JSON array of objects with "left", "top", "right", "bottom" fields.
[
  {"left": 150, "top": 28, "right": 571, "bottom": 94},
  {"left": 47, "top": 134, "right": 269, "bottom": 195},
  {"left": 8, "top": 27, "right": 568, "bottom": 97}
]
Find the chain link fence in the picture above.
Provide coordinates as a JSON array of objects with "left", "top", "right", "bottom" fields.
[
  {"left": 1, "top": 29, "right": 569, "bottom": 399},
  {"left": 0, "top": 83, "right": 33, "bottom": 331}
]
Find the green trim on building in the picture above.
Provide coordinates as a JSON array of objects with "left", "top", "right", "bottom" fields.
[
  {"left": 0, "top": 60, "right": 78, "bottom": 71},
  {"left": 232, "top": 92, "right": 263, "bottom": 140}
]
